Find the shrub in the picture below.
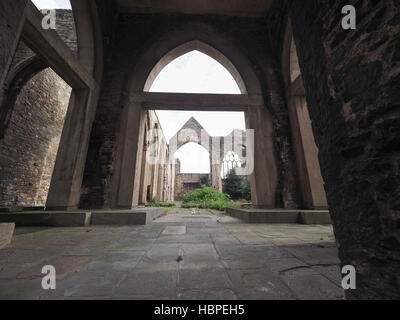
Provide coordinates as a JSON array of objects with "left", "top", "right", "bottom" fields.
[
  {"left": 223, "top": 168, "right": 252, "bottom": 201},
  {"left": 182, "top": 185, "right": 237, "bottom": 211},
  {"left": 240, "top": 180, "right": 251, "bottom": 201},
  {"left": 183, "top": 185, "right": 230, "bottom": 203},
  {"left": 223, "top": 168, "right": 243, "bottom": 200}
]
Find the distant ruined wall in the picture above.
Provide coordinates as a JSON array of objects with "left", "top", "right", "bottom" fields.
[
  {"left": 139, "top": 110, "right": 174, "bottom": 204},
  {"left": 174, "top": 173, "right": 211, "bottom": 200}
]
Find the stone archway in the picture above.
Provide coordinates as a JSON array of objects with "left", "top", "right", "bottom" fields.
[
  {"left": 109, "top": 27, "right": 281, "bottom": 208},
  {"left": 144, "top": 40, "right": 247, "bottom": 94},
  {"left": 168, "top": 117, "right": 217, "bottom": 191},
  {"left": 169, "top": 118, "right": 252, "bottom": 197}
]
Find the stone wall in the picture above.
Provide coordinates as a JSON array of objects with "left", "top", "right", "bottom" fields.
[
  {"left": 0, "top": 68, "right": 71, "bottom": 206},
  {"left": 0, "top": 0, "right": 28, "bottom": 87},
  {"left": 174, "top": 173, "right": 211, "bottom": 200},
  {"left": 10, "top": 10, "right": 77, "bottom": 71},
  {"left": 0, "top": 9, "right": 76, "bottom": 207},
  {"left": 138, "top": 110, "right": 174, "bottom": 204},
  {"left": 80, "top": 109, "right": 174, "bottom": 207},
  {"left": 288, "top": 0, "right": 400, "bottom": 299}
]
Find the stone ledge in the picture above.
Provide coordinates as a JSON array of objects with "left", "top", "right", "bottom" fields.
[
  {"left": 0, "top": 211, "right": 91, "bottom": 227},
  {"left": 0, "top": 208, "right": 165, "bottom": 227},
  {"left": 0, "top": 223, "right": 15, "bottom": 249},
  {"left": 298, "top": 211, "right": 332, "bottom": 225},
  {"left": 227, "top": 208, "right": 331, "bottom": 225},
  {"left": 91, "top": 208, "right": 165, "bottom": 225}
]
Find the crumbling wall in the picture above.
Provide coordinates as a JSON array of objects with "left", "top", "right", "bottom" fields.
[{"left": 174, "top": 173, "right": 211, "bottom": 200}]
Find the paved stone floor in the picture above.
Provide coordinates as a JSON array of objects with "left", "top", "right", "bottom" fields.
[{"left": 0, "top": 209, "right": 345, "bottom": 300}]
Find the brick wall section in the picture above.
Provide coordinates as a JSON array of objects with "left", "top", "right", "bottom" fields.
[
  {"left": 174, "top": 174, "right": 211, "bottom": 200},
  {"left": 289, "top": 0, "right": 400, "bottom": 299},
  {"left": 0, "top": 68, "right": 71, "bottom": 206}
]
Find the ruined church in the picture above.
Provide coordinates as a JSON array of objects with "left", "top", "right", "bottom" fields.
[{"left": 0, "top": 0, "right": 399, "bottom": 300}]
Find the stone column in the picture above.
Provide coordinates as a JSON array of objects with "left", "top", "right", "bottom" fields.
[
  {"left": 245, "top": 106, "right": 279, "bottom": 208},
  {"left": 46, "top": 88, "right": 99, "bottom": 209},
  {"left": 210, "top": 163, "right": 222, "bottom": 191},
  {"left": 209, "top": 140, "right": 222, "bottom": 191},
  {"left": 288, "top": 95, "right": 328, "bottom": 209},
  {"left": 0, "top": 0, "right": 28, "bottom": 89},
  {"left": 110, "top": 101, "right": 145, "bottom": 208}
]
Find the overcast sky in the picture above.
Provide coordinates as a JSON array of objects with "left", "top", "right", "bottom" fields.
[
  {"left": 32, "top": 0, "right": 71, "bottom": 9},
  {"left": 150, "top": 51, "right": 245, "bottom": 174}
]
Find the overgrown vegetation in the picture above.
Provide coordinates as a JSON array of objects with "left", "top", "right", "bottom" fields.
[
  {"left": 181, "top": 185, "right": 239, "bottom": 211},
  {"left": 145, "top": 198, "right": 176, "bottom": 208},
  {"left": 223, "top": 168, "right": 251, "bottom": 201}
]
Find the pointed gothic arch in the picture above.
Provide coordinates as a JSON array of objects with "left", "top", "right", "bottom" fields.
[{"left": 144, "top": 40, "right": 247, "bottom": 94}]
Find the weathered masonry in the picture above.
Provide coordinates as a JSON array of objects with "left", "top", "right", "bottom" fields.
[
  {"left": 170, "top": 116, "right": 250, "bottom": 199},
  {"left": 0, "top": 0, "right": 399, "bottom": 299}
]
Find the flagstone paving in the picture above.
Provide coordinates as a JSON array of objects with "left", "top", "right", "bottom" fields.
[{"left": 0, "top": 209, "right": 345, "bottom": 300}]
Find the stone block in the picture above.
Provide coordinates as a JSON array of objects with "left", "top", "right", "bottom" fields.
[
  {"left": 91, "top": 208, "right": 164, "bottom": 225},
  {"left": 227, "top": 208, "right": 300, "bottom": 223},
  {"left": 299, "top": 211, "right": 332, "bottom": 225},
  {"left": 227, "top": 208, "right": 332, "bottom": 225},
  {"left": 0, "top": 223, "right": 15, "bottom": 249},
  {"left": 0, "top": 212, "right": 91, "bottom": 227}
]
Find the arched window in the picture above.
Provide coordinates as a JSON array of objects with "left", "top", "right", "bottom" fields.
[
  {"left": 148, "top": 48, "right": 246, "bottom": 174},
  {"left": 150, "top": 50, "right": 241, "bottom": 94},
  {"left": 221, "top": 151, "right": 242, "bottom": 178}
]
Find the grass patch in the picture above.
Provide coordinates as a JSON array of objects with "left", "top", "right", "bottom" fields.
[{"left": 146, "top": 198, "right": 176, "bottom": 208}]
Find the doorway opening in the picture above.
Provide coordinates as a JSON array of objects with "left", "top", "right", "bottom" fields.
[{"left": 144, "top": 49, "right": 250, "bottom": 203}]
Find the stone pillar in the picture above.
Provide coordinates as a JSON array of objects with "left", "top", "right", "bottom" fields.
[
  {"left": 209, "top": 139, "right": 222, "bottom": 191},
  {"left": 0, "top": 0, "right": 28, "bottom": 89},
  {"left": 110, "top": 101, "right": 145, "bottom": 208},
  {"left": 290, "top": 0, "right": 400, "bottom": 299},
  {"left": 288, "top": 95, "right": 328, "bottom": 209},
  {"left": 245, "top": 106, "right": 279, "bottom": 208},
  {"left": 210, "top": 163, "right": 222, "bottom": 191},
  {"left": 46, "top": 88, "right": 99, "bottom": 209}
]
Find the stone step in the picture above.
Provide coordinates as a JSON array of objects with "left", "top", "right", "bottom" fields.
[
  {"left": 0, "top": 211, "right": 91, "bottom": 227},
  {"left": 0, "top": 208, "right": 165, "bottom": 227},
  {"left": 227, "top": 208, "right": 331, "bottom": 225},
  {"left": 91, "top": 208, "right": 165, "bottom": 225}
]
